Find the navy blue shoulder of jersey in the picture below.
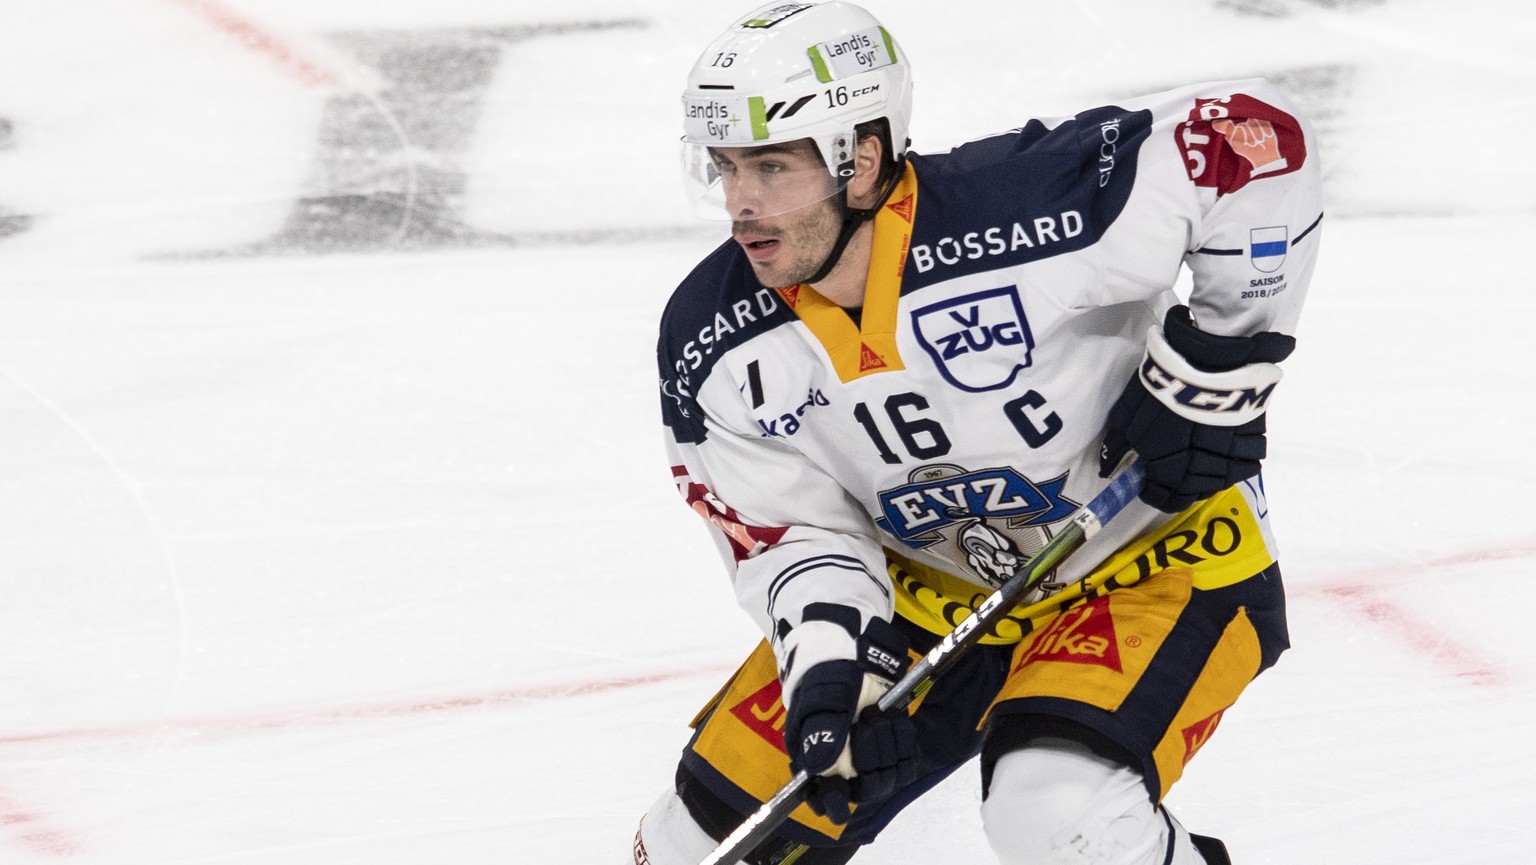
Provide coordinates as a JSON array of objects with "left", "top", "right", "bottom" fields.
[
  {"left": 658, "top": 237, "right": 799, "bottom": 445},
  {"left": 902, "top": 104, "right": 1154, "bottom": 291}
]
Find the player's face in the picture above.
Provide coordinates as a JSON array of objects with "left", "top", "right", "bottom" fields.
[{"left": 715, "top": 142, "right": 843, "bottom": 289}]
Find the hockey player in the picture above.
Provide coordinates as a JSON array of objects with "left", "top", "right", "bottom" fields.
[{"left": 635, "top": 2, "right": 1321, "bottom": 863}]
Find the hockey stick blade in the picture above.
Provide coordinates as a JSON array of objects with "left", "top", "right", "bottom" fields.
[{"left": 696, "top": 462, "right": 1146, "bottom": 865}]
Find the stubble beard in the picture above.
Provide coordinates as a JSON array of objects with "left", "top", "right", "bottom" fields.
[{"left": 736, "top": 199, "right": 843, "bottom": 290}]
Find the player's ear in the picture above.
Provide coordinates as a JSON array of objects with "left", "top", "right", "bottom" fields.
[{"left": 847, "top": 134, "right": 884, "bottom": 209}]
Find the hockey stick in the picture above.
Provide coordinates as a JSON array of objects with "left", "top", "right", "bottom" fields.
[{"left": 697, "top": 461, "right": 1146, "bottom": 865}]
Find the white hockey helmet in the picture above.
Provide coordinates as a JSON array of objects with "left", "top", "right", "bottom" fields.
[{"left": 680, "top": 2, "right": 912, "bottom": 221}]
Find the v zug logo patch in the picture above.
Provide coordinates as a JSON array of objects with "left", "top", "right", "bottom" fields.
[{"left": 911, "top": 286, "right": 1035, "bottom": 392}]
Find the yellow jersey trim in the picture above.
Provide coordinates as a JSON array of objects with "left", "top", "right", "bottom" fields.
[
  {"left": 776, "top": 163, "right": 918, "bottom": 382},
  {"left": 887, "top": 485, "right": 1277, "bottom": 645}
]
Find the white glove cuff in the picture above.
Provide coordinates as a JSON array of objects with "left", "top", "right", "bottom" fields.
[
  {"left": 776, "top": 619, "right": 857, "bottom": 707},
  {"left": 1139, "top": 325, "right": 1284, "bottom": 427}
]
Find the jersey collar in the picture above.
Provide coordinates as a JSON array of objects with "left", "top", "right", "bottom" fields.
[{"left": 775, "top": 162, "right": 918, "bottom": 383}]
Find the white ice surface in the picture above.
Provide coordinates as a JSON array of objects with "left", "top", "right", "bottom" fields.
[{"left": 1, "top": 1, "right": 1534, "bottom": 863}]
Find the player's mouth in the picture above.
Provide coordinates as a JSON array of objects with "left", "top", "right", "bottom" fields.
[{"left": 735, "top": 232, "right": 781, "bottom": 262}]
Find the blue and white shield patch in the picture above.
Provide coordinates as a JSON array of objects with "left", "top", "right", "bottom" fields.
[
  {"left": 1249, "top": 226, "right": 1288, "bottom": 273},
  {"left": 911, "top": 286, "right": 1035, "bottom": 392}
]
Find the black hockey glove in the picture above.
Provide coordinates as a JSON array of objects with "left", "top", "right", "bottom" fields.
[
  {"left": 1100, "top": 305, "right": 1296, "bottom": 513},
  {"left": 778, "top": 603, "right": 919, "bottom": 825}
]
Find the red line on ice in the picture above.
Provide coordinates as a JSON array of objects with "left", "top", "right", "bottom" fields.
[
  {"left": 168, "top": 0, "right": 338, "bottom": 87},
  {"left": 0, "top": 669, "right": 727, "bottom": 855},
  {"left": 1291, "top": 537, "right": 1536, "bottom": 686},
  {"left": 0, "top": 665, "right": 731, "bottom": 748},
  {"left": 5, "top": 542, "right": 1529, "bottom": 751},
  {"left": 0, "top": 790, "right": 82, "bottom": 857}
]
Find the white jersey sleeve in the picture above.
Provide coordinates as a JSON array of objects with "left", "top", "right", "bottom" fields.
[
  {"left": 659, "top": 244, "right": 895, "bottom": 646},
  {"left": 1172, "top": 79, "right": 1322, "bottom": 337}
]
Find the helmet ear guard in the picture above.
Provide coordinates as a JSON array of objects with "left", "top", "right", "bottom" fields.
[{"left": 679, "top": 1, "right": 912, "bottom": 221}]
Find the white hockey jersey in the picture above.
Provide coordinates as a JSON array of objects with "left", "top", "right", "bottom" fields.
[{"left": 657, "top": 79, "right": 1322, "bottom": 650}]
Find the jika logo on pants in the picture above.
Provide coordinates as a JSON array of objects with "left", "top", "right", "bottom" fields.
[
  {"left": 729, "top": 679, "right": 788, "bottom": 754},
  {"left": 1181, "top": 708, "right": 1227, "bottom": 765},
  {"left": 1016, "top": 596, "right": 1123, "bottom": 672}
]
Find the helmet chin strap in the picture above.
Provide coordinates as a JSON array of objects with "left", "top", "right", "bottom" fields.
[{"left": 803, "top": 167, "right": 903, "bottom": 287}]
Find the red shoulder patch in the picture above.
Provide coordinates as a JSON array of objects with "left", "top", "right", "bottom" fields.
[
  {"left": 1174, "top": 93, "right": 1306, "bottom": 196},
  {"left": 676, "top": 474, "right": 788, "bottom": 562}
]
